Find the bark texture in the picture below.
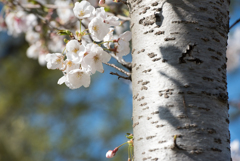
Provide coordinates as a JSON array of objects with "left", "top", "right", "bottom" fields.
[{"left": 130, "top": 0, "right": 231, "bottom": 160}]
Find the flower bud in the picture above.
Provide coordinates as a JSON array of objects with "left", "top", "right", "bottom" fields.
[
  {"left": 106, "top": 147, "right": 119, "bottom": 158},
  {"left": 106, "top": 150, "right": 115, "bottom": 158},
  {"left": 99, "top": 0, "right": 105, "bottom": 5}
]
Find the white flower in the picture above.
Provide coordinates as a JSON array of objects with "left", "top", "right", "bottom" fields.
[
  {"left": 94, "top": 7, "right": 120, "bottom": 26},
  {"left": 116, "top": 31, "right": 132, "bottom": 58},
  {"left": 25, "top": 14, "right": 37, "bottom": 30},
  {"left": 38, "top": 53, "right": 47, "bottom": 66},
  {"left": 64, "top": 59, "right": 80, "bottom": 73},
  {"left": 73, "top": 1, "right": 94, "bottom": 19},
  {"left": 5, "top": 11, "right": 26, "bottom": 36},
  {"left": 25, "top": 30, "right": 40, "bottom": 44},
  {"left": 55, "top": 1, "right": 75, "bottom": 24},
  {"left": 82, "top": 43, "right": 111, "bottom": 74},
  {"left": 66, "top": 40, "right": 85, "bottom": 63},
  {"left": 26, "top": 41, "right": 42, "bottom": 59},
  {"left": 103, "top": 28, "right": 114, "bottom": 49},
  {"left": 88, "top": 17, "right": 109, "bottom": 41},
  {"left": 58, "top": 69, "right": 91, "bottom": 89},
  {"left": 45, "top": 53, "right": 65, "bottom": 70},
  {"left": 48, "top": 33, "right": 65, "bottom": 53}
]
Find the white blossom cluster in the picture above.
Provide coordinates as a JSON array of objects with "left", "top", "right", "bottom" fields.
[{"left": 45, "top": 1, "right": 132, "bottom": 89}]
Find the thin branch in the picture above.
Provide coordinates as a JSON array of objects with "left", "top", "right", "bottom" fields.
[
  {"left": 109, "top": 53, "right": 132, "bottom": 71},
  {"left": 230, "top": 18, "right": 240, "bottom": 30},
  {"left": 80, "top": 22, "right": 94, "bottom": 42},
  {"left": 117, "top": 14, "right": 131, "bottom": 21},
  {"left": 110, "top": 72, "right": 131, "bottom": 80},
  {"left": 117, "top": 0, "right": 128, "bottom": 5},
  {"left": 104, "top": 62, "right": 131, "bottom": 76}
]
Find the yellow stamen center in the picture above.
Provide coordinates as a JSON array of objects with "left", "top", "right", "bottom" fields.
[
  {"left": 67, "top": 61, "right": 73, "bottom": 67},
  {"left": 79, "top": 11, "right": 85, "bottom": 17},
  {"left": 73, "top": 48, "right": 79, "bottom": 53},
  {"left": 92, "top": 25, "right": 99, "bottom": 32},
  {"left": 93, "top": 55, "right": 99, "bottom": 62}
]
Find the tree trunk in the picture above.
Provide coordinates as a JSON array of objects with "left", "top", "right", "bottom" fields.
[{"left": 130, "top": 0, "right": 231, "bottom": 160}]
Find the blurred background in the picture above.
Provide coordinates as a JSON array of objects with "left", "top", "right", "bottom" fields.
[{"left": 0, "top": 0, "right": 240, "bottom": 161}]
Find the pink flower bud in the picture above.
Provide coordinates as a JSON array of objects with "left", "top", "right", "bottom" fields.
[
  {"left": 106, "top": 147, "right": 118, "bottom": 158},
  {"left": 106, "top": 150, "right": 115, "bottom": 158},
  {"left": 99, "top": 0, "right": 105, "bottom": 5}
]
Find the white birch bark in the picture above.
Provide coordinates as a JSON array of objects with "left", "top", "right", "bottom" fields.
[{"left": 130, "top": 0, "right": 231, "bottom": 160}]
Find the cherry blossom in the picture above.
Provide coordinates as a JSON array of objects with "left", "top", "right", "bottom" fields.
[
  {"left": 88, "top": 17, "right": 109, "bottom": 41},
  {"left": 58, "top": 69, "right": 91, "bottom": 89},
  {"left": 116, "top": 31, "right": 132, "bottom": 58},
  {"left": 81, "top": 43, "right": 111, "bottom": 74},
  {"left": 45, "top": 53, "right": 65, "bottom": 70},
  {"left": 73, "top": 1, "right": 95, "bottom": 19},
  {"left": 55, "top": 1, "right": 75, "bottom": 24},
  {"left": 66, "top": 40, "right": 86, "bottom": 63}
]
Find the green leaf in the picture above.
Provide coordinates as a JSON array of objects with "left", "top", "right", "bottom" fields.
[{"left": 125, "top": 135, "right": 133, "bottom": 139}]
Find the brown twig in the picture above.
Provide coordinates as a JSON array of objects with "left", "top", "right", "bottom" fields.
[
  {"left": 108, "top": 53, "right": 132, "bottom": 71},
  {"left": 104, "top": 62, "right": 131, "bottom": 76},
  {"left": 110, "top": 72, "right": 131, "bottom": 80},
  {"left": 230, "top": 18, "right": 240, "bottom": 30},
  {"left": 171, "top": 135, "right": 184, "bottom": 150}
]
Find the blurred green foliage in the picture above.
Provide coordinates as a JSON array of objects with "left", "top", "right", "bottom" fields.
[{"left": 0, "top": 34, "right": 132, "bottom": 161}]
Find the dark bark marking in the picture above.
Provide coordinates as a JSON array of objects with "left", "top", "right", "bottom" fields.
[
  {"left": 155, "top": 31, "right": 165, "bottom": 35},
  {"left": 217, "top": 92, "right": 228, "bottom": 102},
  {"left": 141, "top": 86, "right": 148, "bottom": 90},
  {"left": 149, "top": 148, "right": 159, "bottom": 152},
  {"left": 198, "top": 107, "right": 210, "bottom": 111},
  {"left": 213, "top": 38, "right": 220, "bottom": 42},
  {"left": 158, "top": 140, "right": 166, "bottom": 143},
  {"left": 190, "top": 149, "right": 203, "bottom": 154},
  {"left": 149, "top": 29, "right": 154, "bottom": 33},
  {"left": 152, "top": 58, "right": 161, "bottom": 62},
  {"left": 214, "top": 138, "right": 222, "bottom": 144},
  {"left": 162, "top": 59, "right": 167, "bottom": 62},
  {"left": 137, "top": 96, "right": 145, "bottom": 101},
  {"left": 143, "top": 106, "right": 149, "bottom": 110},
  {"left": 167, "top": 104, "right": 174, "bottom": 107},
  {"left": 207, "top": 128, "right": 216, "bottom": 134},
  {"left": 187, "top": 91, "right": 195, "bottom": 94},
  {"left": 151, "top": 121, "right": 158, "bottom": 124},
  {"left": 138, "top": 115, "right": 143, "bottom": 119},
  {"left": 146, "top": 135, "right": 156, "bottom": 140},
  {"left": 202, "top": 77, "right": 213, "bottom": 81},
  {"left": 201, "top": 38, "right": 210, "bottom": 42},
  {"left": 139, "top": 17, "right": 145, "bottom": 24},
  {"left": 151, "top": 111, "right": 160, "bottom": 115},
  {"left": 132, "top": 63, "right": 136, "bottom": 68},
  {"left": 147, "top": 117, "right": 152, "bottom": 120},
  {"left": 138, "top": 80, "right": 143, "bottom": 84},
  {"left": 164, "top": 37, "right": 175, "bottom": 41},
  {"left": 147, "top": 52, "right": 156, "bottom": 58},
  {"left": 130, "top": 23, "right": 135, "bottom": 29},
  {"left": 211, "top": 56, "right": 220, "bottom": 60},
  {"left": 138, "top": 137, "right": 143, "bottom": 141},
  {"left": 208, "top": 18, "right": 215, "bottom": 23},
  {"left": 140, "top": 102, "right": 147, "bottom": 106},
  {"left": 211, "top": 148, "right": 222, "bottom": 152},
  {"left": 143, "top": 69, "right": 152, "bottom": 73},
  {"left": 133, "top": 93, "right": 139, "bottom": 100},
  {"left": 177, "top": 114, "right": 187, "bottom": 119},
  {"left": 142, "top": 81, "right": 150, "bottom": 85},
  {"left": 226, "top": 118, "right": 229, "bottom": 124},
  {"left": 172, "top": 20, "right": 198, "bottom": 24},
  {"left": 132, "top": 48, "right": 135, "bottom": 54},
  {"left": 151, "top": 2, "right": 158, "bottom": 6},
  {"left": 133, "top": 122, "right": 139, "bottom": 127},
  {"left": 177, "top": 124, "right": 197, "bottom": 129},
  {"left": 195, "top": 27, "right": 203, "bottom": 31},
  {"left": 179, "top": 44, "right": 203, "bottom": 64},
  {"left": 199, "top": 7, "right": 208, "bottom": 11},
  {"left": 170, "top": 32, "right": 179, "bottom": 34}
]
